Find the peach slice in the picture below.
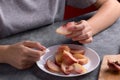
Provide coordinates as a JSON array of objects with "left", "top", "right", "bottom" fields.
[
  {"left": 56, "top": 22, "right": 78, "bottom": 35},
  {"left": 73, "top": 53, "right": 88, "bottom": 65},
  {"left": 62, "top": 50, "right": 78, "bottom": 65},
  {"left": 56, "top": 26, "right": 71, "bottom": 35},
  {"left": 61, "top": 62, "right": 74, "bottom": 75},
  {"left": 73, "top": 63, "right": 87, "bottom": 74},
  {"left": 45, "top": 59, "right": 61, "bottom": 73},
  {"left": 55, "top": 45, "right": 70, "bottom": 66},
  {"left": 55, "top": 52, "right": 63, "bottom": 66},
  {"left": 73, "top": 53, "right": 85, "bottom": 59},
  {"left": 70, "top": 49, "right": 85, "bottom": 55},
  {"left": 57, "top": 45, "right": 71, "bottom": 53},
  {"left": 78, "top": 58, "right": 88, "bottom": 65}
]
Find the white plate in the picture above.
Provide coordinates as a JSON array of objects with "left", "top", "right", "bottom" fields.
[{"left": 36, "top": 44, "right": 100, "bottom": 77}]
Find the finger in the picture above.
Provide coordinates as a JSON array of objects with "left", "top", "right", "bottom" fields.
[
  {"left": 23, "top": 41, "right": 46, "bottom": 51},
  {"left": 62, "top": 21, "right": 75, "bottom": 30},
  {"left": 70, "top": 20, "right": 88, "bottom": 31},
  {"left": 27, "top": 56, "right": 41, "bottom": 61},
  {"left": 72, "top": 32, "right": 92, "bottom": 41},
  {"left": 25, "top": 47, "right": 45, "bottom": 58},
  {"left": 66, "top": 31, "right": 82, "bottom": 38},
  {"left": 68, "top": 23, "right": 84, "bottom": 31},
  {"left": 79, "top": 37, "right": 93, "bottom": 44},
  {"left": 65, "top": 22, "right": 77, "bottom": 30},
  {"left": 65, "top": 21, "right": 75, "bottom": 28},
  {"left": 66, "top": 23, "right": 91, "bottom": 38}
]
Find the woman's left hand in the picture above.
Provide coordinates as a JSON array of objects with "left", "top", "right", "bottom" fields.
[{"left": 65, "top": 20, "right": 93, "bottom": 44}]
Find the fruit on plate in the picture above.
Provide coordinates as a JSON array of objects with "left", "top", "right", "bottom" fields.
[
  {"left": 55, "top": 52, "right": 63, "bottom": 66},
  {"left": 62, "top": 50, "right": 78, "bottom": 65},
  {"left": 73, "top": 53, "right": 88, "bottom": 65},
  {"left": 61, "top": 62, "right": 74, "bottom": 75},
  {"left": 73, "top": 63, "right": 87, "bottom": 74},
  {"left": 45, "top": 45, "right": 89, "bottom": 75},
  {"left": 70, "top": 49, "right": 85, "bottom": 55},
  {"left": 78, "top": 58, "right": 88, "bottom": 65},
  {"left": 73, "top": 53, "right": 85, "bottom": 59},
  {"left": 57, "top": 45, "right": 70, "bottom": 53},
  {"left": 45, "top": 60, "right": 61, "bottom": 73},
  {"left": 55, "top": 45, "right": 70, "bottom": 66}
]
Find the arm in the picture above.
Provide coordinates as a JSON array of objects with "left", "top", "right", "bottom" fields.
[
  {"left": 58, "top": 0, "right": 120, "bottom": 44},
  {"left": 0, "top": 45, "right": 9, "bottom": 63},
  {"left": 88, "top": 0, "right": 120, "bottom": 35}
]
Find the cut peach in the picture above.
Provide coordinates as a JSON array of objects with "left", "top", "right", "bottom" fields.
[
  {"left": 55, "top": 45, "right": 70, "bottom": 66},
  {"left": 70, "top": 49, "right": 85, "bottom": 55},
  {"left": 62, "top": 50, "right": 78, "bottom": 65},
  {"left": 55, "top": 52, "right": 63, "bottom": 66},
  {"left": 61, "top": 62, "right": 74, "bottom": 75},
  {"left": 73, "top": 53, "right": 85, "bottom": 59},
  {"left": 45, "top": 59, "right": 61, "bottom": 73},
  {"left": 73, "top": 53, "right": 88, "bottom": 65},
  {"left": 73, "top": 63, "right": 87, "bottom": 74},
  {"left": 78, "top": 58, "right": 89, "bottom": 65},
  {"left": 56, "top": 26, "right": 71, "bottom": 35},
  {"left": 57, "top": 45, "right": 71, "bottom": 53},
  {"left": 45, "top": 45, "right": 88, "bottom": 75}
]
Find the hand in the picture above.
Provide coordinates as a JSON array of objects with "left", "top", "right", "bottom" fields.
[
  {"left": 3, "top": 41, "right": 46, "bottom": 69},
  {"left": 65, "top": 20, "right": 93, "bottom": 44}
]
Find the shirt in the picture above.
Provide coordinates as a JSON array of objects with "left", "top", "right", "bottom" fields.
[{"left": 0, "top": 0, "right": 96, "bottom": 38}]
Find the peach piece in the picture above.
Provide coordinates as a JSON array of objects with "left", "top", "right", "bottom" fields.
[
  {"left": 57, "top": 45, "right": 71, "bottom": 53},
  {"left": 45, "top": 59, "right": 61, "bottom": 73},
  {"left": 78, "top": 58, "right": 88, "bottom": 65},
  {"left": 55, "top": 45, "right": 70, "bottom": 66},
  {"left": 70, "top": 49, "right": 85, "bottom": 55},
  {"left": 73, "top": 53, "right": 88, "bottom": 65},
  {"left": 73, "top": 63, "right": 87, "bottom": 74},
  {"left": 73, "top": 53, "right": 85, "bottom": 59},
  {"left": 62, "top": 50, "right": 78, "bottom": 65},
  {"left": 56, "top": 26, "right": 71, "bottom": 35},
  {"left": 56, "top": 22, "right": 79, "bottom": 35},
  {"left": 55, "top": 52, "right": 63, "bottom": 66},
  {"left": 61, "top": 62, "right": 74, "bottom": 75}
]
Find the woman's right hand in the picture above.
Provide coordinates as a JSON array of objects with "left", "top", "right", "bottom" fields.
[{"left": 2, "top": 41, "right": 46, "bottom": 69}]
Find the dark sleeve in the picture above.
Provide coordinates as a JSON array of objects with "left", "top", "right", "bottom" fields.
[{"left": 66, "top": 0, "right": 97, "bottom": 9}]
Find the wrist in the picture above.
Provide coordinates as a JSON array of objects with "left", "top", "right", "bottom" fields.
[
  {"left": 87, "top": 20, "right": 96, "bottom": 36},
  {"left": 0, "top": 45, "right": 10, "bottom": 63}
]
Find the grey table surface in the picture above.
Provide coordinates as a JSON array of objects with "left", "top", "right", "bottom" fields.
[{"left": 0, "top": 12, "right": 120, "bottom": 80}]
